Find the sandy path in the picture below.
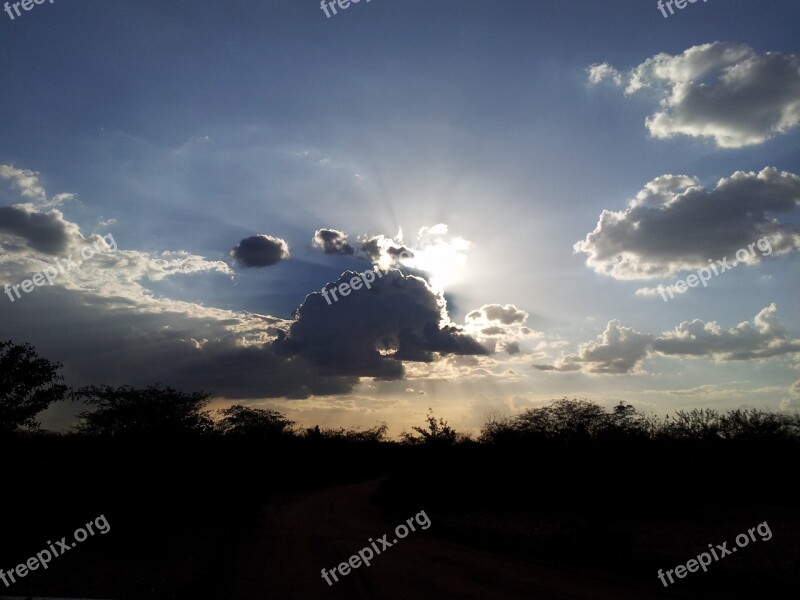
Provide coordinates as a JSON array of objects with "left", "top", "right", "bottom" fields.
[{"left": 227, "top": 479, "right": 664, "bottom": 600}]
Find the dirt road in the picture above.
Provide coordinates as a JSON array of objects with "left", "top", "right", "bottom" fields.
[{"left": 225, "top": 479, "right": 667, "bottom": 600}]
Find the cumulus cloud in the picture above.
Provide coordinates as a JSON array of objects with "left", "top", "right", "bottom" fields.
[
  {"left": 535, "top": 305, "right": 800, "bottom": 375},
  {"left": 589, "top": 43, "right": 800, "bottom": 148},
  {"left": 0, "top": 173, "right": 498, "bottom": 425},
  {"left": 312, "top": 228, "right": 355, "bottom": 256},
  {"left": 279, "top": 269, "right": 488, "bottom": 377},
  {"left": 0, "top": 212, "right": 371, "bottom": 404},
  {"left": 574, "top": 167, "right": 800, "bottom": 280},
  {"left": 231, "top": 234, "right": 290, "bottom": 267},
  {"left": 467, "top": 304, "right": 529, "bottom": 325},
  {"left": 358, "top": 234, "right": 414, "bottom": 267},
  {"left": 463, "top": 303, "right": 541, "bottom": 354},
  {"left": 309, "top": 224, "right": 475, "bottom": 293},
  {"left": 534, "top": 320, "right": 653, "bottom": 374},
  {"left": 310, "top": 226, "right": 415, "bottom": 268},
  {"left": 652, "top": 304, "right": 800, "bottom": 361},
  {"left": 462, "top": 304, "right": 559, "bottom": 360},
  {"left": 0, "top": 204, "right": 85, "bottom": 255}
]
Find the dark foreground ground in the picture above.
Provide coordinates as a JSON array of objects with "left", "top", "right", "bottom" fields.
[{"left": 1, "top": 435, "right": 797, "bottom": 599}]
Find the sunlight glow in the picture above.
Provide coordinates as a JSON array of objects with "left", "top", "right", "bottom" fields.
[{"left": 401, "top": 225, "right": 471, "bottom": 292}]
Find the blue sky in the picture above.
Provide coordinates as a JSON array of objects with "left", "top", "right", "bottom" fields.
[{"left": 1, "top": 0, "right": 799, "bottom": 434}]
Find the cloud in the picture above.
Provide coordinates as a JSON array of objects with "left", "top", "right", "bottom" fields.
[
  {"left": 0, "top": 177, "right": 497, "bottom": 424},
  {"left": 0, "top": 212, "right": 360, "bottom": 403},
  {"left": 467, "top": 304, "right": 529, "bottom": 325},
  {"left": 574, "top": 167, "right": 800, "bottom": 280},
  {"left": 463, "top": 303, "right": 540, "bottom": 354},
  {"left": 231, "top": 235, "right": 290, "bottom": 268},
  {"left": 0, "top": 204, "right": 85, "bottom": 255},
  {"left": 358, "top": 234, "right": 414, "bottom": 267},
  {"left": 635, "top": 283, "right": 687, "bottom": 298},
  {"left": 312, "top": 228, "right": 355, "bottom": 256},
  {"left": 535, "top": 305, "right": 800, "bottom": 375},
  {"left": 534, "top": 320, "right": 652, "bottom": 374},
  {"left": 0, "top": 165, "right": 46, "bottom": 202},
  {"left": 779, "top": 379, "right": 800, "bottom": 411},
  {"left": 278, "top": 269, "right": 488, "bottom": 377},
  {"left": 0, "top": 164, "right": 76, "bottom": 208},
  {"left": 652, "top": 304, "right": 800, "bottom": 361},
  {"left": 589, "top": 43, "right": 800, "bottom": 148},
  {"left": 310, "top": 224, "right": 474, "bottom": 293},
  {"left": 404, "top": 353, "right": 503, "bottom": 382},
  {"left": 310, "top": 227, "right": 415, "bottom": 269},
  {"left": 587, "top": 62, "right": 622, "bottom": 85}
]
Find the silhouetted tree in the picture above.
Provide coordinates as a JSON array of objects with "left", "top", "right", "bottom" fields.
[
  {"left": 660, "top": 408, "right": 722, "bottom": 441},
  {"left": 400, "top": 409, "right": 457, "bottom": 446},
  {"left": 75, "top": 384, "right": 213, "bottom": 436},
  {"left": 600, "top": 401, "right": 653, "bottom": 440},
  {"left": 481, "top": 399, "right": 657, "bottom": 443},
  {"left": 511, "top": 398, "right": 608, "bottom": 441},
  {"left": 0, "top": 341, "right": 68, "bottom": 433},
  {"left": 216, "top": 405, "right": 295, "bottom": 439}
]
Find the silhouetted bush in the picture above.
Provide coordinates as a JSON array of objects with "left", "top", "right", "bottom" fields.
[
  {"left": 303, "top": 422, "right": 389, "bottom": 443},
  {"left": 75, "top": 384, "right": 214, "bottom": 436},
  {"left": 216, "top": 404, "right": 296, "bottom": 439},
  {"left": 479, "top": 398, "right": 800, "bottom": 445},
  {"left": 400, "top": 409, "right": 459, "bottom": 446}
]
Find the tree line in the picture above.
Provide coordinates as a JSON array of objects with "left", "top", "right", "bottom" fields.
[{"left": 2, "top": 340, "right": 799, "bottom": 443}]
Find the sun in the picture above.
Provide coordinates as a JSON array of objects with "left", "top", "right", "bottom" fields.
[{"left": 401, "top": 236, "right": 470, "bottom": 292}]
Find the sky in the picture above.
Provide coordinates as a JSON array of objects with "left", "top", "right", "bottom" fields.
[{"left": 1, "top": 0, "right": 799, "bottom": 436}]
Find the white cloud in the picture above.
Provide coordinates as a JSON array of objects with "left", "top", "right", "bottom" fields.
[
  {"left": 535, "top": 305, "right": 800, "bottom": 375},
  {"left": 0, "top": 164, "right": 46, "bottom": 202},
  {"left": 587, "top": 62, "right": 622, "bottom": 85},
  {"left": 779, "top": 379, "right": 800, "bottom": 411},
  {"left": 590, "top": 43, "right": 800, "bottom": 148},
  {"left": 467, "top": 304, "right": 529, "bottom": 325},
  {"left": 0, "top": 164, "right": 75, "bottom": 207}
]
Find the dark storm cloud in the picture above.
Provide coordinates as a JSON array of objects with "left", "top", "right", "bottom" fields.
[
  {"left": 1, "top": 269, "right": 488, "bottom": 405},
  {"left": 231, "top": 234, "right": 290, "bottom": 267},
  {"left": 0, "top": 205, "right": 83, "bottom": 255},
  {"left": 0, "top": 205, "right": 490, "bottom": 407},
  {"left": 278, "top": 269, "right": 488, "bottom": 377},
  {"left": 312, "top": 228, "right": 355, "bottom": 255},
  {"left": 358, "top": 235, "right": 414, "bottom": 264},
  {"left": 0, "top": 283, "right": 354, "bottom": 401}
]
